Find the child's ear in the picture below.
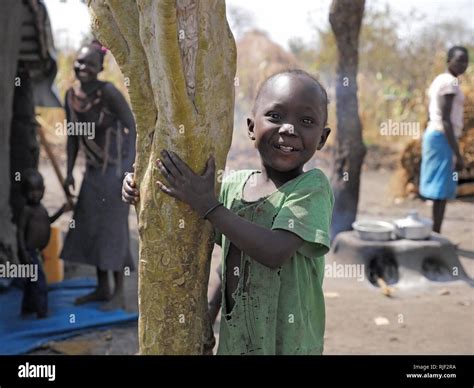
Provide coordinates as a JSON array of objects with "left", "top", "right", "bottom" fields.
[
  {"left": 316, "top": 127, "right": 331, "bottom": 150},
  {"left": 247, "top": 118, "right": 255, "bottom": 141}
]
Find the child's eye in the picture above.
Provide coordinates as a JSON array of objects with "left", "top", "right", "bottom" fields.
[
  {"left": 302, "top": 118, "right": 314, "bottom": 125},
  {"left": 267, "top": 112, "right": 281, "bottom": 121}
]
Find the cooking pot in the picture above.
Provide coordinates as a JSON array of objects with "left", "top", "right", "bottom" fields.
[
  {"left": 393, "top": 210, "right": 432, "bottom": 240},
  {"left": 352, "top": 220, "right": 396, "bottom": 241}
]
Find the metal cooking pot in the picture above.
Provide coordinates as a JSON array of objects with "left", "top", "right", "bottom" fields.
[
  {"left": 352, "top": 220, "right": 396, "bottom": 241},
  {"left": 393, "top": 210, "right": 432, "bottom": 240}
]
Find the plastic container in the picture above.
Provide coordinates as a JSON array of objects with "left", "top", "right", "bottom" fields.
[{"left": 41, "top": 226, "right": 64, "bottom": 284}]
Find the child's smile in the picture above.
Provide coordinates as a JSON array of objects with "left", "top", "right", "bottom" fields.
[
  {"left": 273, "top": 143, "right": 299, "bottom": 153},
  {"left": 272, "top": 125, "right": 302, "bottom": 155},
  {"left": 74, "top": 47, "right": 103, "bottom": 83}
]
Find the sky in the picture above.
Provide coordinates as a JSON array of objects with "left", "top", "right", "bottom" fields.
[{"left": 44, "top": 0, "right": 473, "bottom": 50}]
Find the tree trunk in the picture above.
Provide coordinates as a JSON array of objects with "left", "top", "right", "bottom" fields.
[
  {"left": 89, "top": 0, "right": 236, "bottom": 354},
  {"left": 329, "top": 0, "right": 366, "bottom": 238}
]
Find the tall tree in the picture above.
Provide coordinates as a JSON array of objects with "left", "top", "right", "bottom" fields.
[
  {"left": 329, "top": 0, "right": 366, "bottom": 237},
  {"left": 88, "top": 0, "right": 236, "bottom": 354}
]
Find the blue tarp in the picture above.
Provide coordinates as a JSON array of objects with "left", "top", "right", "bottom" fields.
[{"left": 0, "top": 278, "right": 137, "bottom": 355}]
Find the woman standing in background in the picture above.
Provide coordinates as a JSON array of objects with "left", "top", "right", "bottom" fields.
[
  {"left": 62, "top": 41, "right": 136, "bottom": 310},
  {"left": 420, "top": 46, "right": 468, "bottom": 233}
]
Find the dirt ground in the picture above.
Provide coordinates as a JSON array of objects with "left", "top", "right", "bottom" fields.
[{"left": 29, "top": 147, "right": 473, "bottom": 355}]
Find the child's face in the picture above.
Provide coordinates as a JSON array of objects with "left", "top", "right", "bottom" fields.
[
  {"left": 74, "top": 46, "right": 103, "bottom": 83},
  {"left": 247, "top": 74, "right": 330, "bottom": 173},
  {"left": 25, "top": 180, "right": 44, "bottom": 205}
]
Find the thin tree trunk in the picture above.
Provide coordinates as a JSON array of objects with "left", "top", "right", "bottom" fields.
[
  {"left": 89, "top": 0, "right": 236, "bottom": 354},
  {"left": 329, "top": 0, "right": 366, "bottom": 238}
]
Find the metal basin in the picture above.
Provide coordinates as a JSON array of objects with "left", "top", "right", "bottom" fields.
[
  {"left": 352, "top": 220, "right": 396, "bottom": 241},
  {"left": 393, "top": 211, "right": 432, "bottom": 240}
]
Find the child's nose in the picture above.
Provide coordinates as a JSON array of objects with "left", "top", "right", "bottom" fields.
[{"left": 279, "top": 123, "right": 296, "bottom": 135}]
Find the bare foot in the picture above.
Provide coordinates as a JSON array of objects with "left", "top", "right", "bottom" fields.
[
  {"left": 21, "top": 308, "right": 35, "bottom": 316},
  {"left": 100, "top": 293, "right": 125, "bottom": 311},
  {"left": 74, "top": 289, "right": 111, "bottom": 305}
]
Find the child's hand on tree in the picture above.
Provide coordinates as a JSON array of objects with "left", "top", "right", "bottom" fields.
[
  {"left": 156, "top": 150, "right": 219, "bottom": 218},
  {"left": 122, "top": 172, "right": 139, "bottom": 205}
]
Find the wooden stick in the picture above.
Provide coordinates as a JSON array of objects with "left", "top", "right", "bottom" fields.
[
  {"left": 376, "top": 276, "right": 393, "bottom": 297},
  {"left": 36, "top": 115, "right": 74, "bottom": 209}
]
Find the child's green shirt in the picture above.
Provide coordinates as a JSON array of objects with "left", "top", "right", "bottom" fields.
[{"left": 215, "top": 169, "right": 334, "bottom": 355}]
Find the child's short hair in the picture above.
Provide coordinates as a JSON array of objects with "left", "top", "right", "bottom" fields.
[
  {"left": 22, "top": 168, "right": 44, "bottom": 192},
  {"left": 253, "top": 69, "right": 329, "bottom": 126}
]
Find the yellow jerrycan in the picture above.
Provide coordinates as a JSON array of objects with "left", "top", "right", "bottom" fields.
[{"left": 42, "top": 226, "right": 64, "bottom": 284}]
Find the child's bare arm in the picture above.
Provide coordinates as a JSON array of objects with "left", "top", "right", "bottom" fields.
[
  {"left": 208, "top": 207, "right": 303, "bottom": 268},
  {"left": 17, "top": 209, "right": 31, "bottom": 264},
  {"left": 49, "top": 203, "right": 71, "bottom": 224},
  {"left": 156, "top": 150, "right": 304, "bottom": 269}
]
